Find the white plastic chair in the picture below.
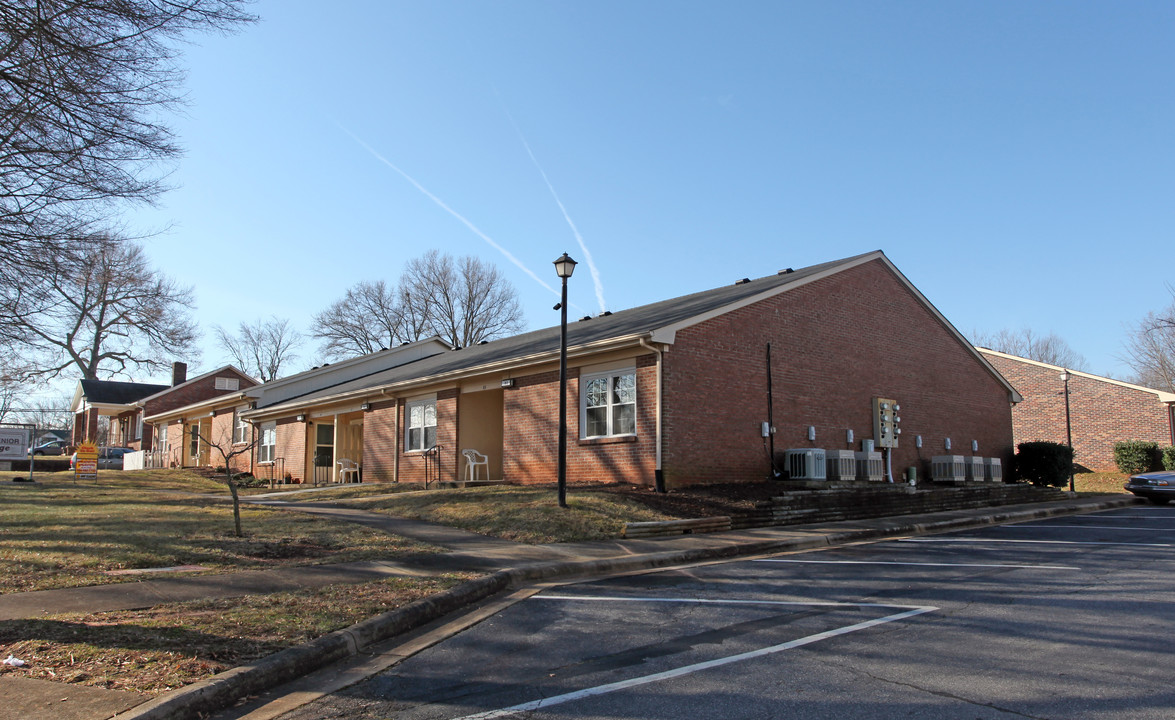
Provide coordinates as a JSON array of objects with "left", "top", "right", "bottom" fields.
[
  {"left": 337, "top": 458, "right": 360, "bottom": 483},
  {"left": 462, "top": 449, "right": 488, "bottom": 482}
]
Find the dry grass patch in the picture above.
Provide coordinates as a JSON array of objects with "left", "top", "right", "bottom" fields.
[
  {"left": 0, "top": 474, "right": 441, "bottom": 593},
  {"left": 354, "top": 484, "right": 674, "bottom": 543},
  {"left": 0, "top": 574, "right": 473, "bottom": 695},
  {"left": 1073, "top": 471, "right": 1131, "bottom": 495}
]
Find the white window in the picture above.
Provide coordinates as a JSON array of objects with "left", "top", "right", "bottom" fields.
[
  {"left": 405, "top": 399, "right": 437, "bottom": 452},
  {"left": 581, "top": 369, "right": 637, "bottom": 438},
  {"left": 232, "top": 408, "right": 250, "bottom": 444},
  {"left": 215, "top": 377, "right": 240, "bottom": 391},
  {"left": 258, "top": 421, "right": 276, "bottom": 463},
  {"left": 157, "top": 424, "right": 168, "bottom": 448},
  {"left": 134, "top": 415, "right": 142, "bottom": 440}
]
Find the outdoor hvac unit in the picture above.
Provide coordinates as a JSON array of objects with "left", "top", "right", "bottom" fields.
[
  {"left": 825, "top": 450, "right": 857, "bottom": 481},
  {"left": 785, "top": 449, "right": 827, "bottom": 481},
  {"left": 984, "top": 457, "right": 1003, "bottom": 483},
  {"left": 932, "top": 455, "right": 967, "bottom": 484},
  {"left": 855, "top": 451, "right": 883, "bottom": 482},
  {"left": 965, "top": 456, "right": 985, "bottom": 482}
]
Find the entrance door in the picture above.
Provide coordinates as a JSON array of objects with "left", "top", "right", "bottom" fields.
[{"left": 313, "top": 423, "right": 334, "bottom": 484}]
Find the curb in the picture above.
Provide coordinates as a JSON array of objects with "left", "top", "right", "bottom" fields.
[{"left": 113, "top": 496, "right": 1138, "bottom": 720}]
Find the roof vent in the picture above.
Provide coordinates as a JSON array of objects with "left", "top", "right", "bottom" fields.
[
  {"left": 580, "top": 315, "right": 592, "bottom": 321},
  {"left": 735, "top": 278, "right": 751, "bottom": 285},
  {"left": 401, "top": 341, "right": 410, "bottom": 346},
  {"left": 380, "top": 347, "right": 388, "bottom": 351},
  {"left": 478, "top": 340, "right": 489, "bottom": 345},
  {"left": 602, "top": 310, "right": 612, "bottom": 316},
  {"left": 778, "top": 268, "right": 794, "bottom": 275}
]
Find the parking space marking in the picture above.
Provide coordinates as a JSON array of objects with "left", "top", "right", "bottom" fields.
[
  {"left": 900, "top": 537, "right": 1171, "bottom": 547},
  {"left": 753, "top": 559, "right": 1078, "bottom": 570},
  {"left": 997, "top": 524, "right": 1174, "bottom": 531},
  {"left": 450, "top": 599, "right": 936, "bottom": 720},
  {"left": 532, "top": 594, "right": 928, "bottom": 610}
]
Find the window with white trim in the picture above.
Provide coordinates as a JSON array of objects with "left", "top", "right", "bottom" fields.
[
  {"left": 134, "top": 415, "right": 142, "bottom": 440},
  {"left": 215, "top": 377, "right": 240, "bottom": 391},
  {"left": 405, "top": 399, "right": 437, "bottom": 452},
  {"left": 232, "top": 408, "right": 250, "bottom": 444},
  {"left": 258, "top": 421, "right": 276, "bottom": 463},
  {"left": 581, "top": 369, "right": 637, "bottom": 438},
  {"left": 157, "top": 423, "right": 168, "bottom": 448}
]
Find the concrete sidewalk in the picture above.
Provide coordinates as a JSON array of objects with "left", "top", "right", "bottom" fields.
[{"left": 0, "top": 493, "right": 1142, "bottom": 720}]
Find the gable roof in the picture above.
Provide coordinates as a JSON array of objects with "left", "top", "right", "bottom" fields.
[
  {"left": 246, "top": 251, "right": 1020, "bottom": 417},
  {"left": 135, "top": 364, "right": 257, "bottom": 406},
  {"left": 978, "top": 348, "right": 1175, "bottom": 404},
  {"left": 72, "top": 379, "right": 171, "bottom": 411}
]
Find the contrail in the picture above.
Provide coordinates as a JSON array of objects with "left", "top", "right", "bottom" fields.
[
  {"left": 505, "top": 111, "right": 608, "bottom": 314},
  {"left": 338, "top": 125, "right": 559, "bottom": 297}
]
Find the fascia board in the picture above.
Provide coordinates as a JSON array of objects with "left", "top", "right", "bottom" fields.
[
  {"left": 978, "top": 348, "right": 1175, "bottom": 404},
  {"left": 242, "top": 334, "right": 650, "bottom": 420},
  {"left": 143, "top": 393, "right": 249, "bottom": 424}
]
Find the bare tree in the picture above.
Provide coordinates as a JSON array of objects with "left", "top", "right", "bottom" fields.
[
  {"left": 312, "top": 281, "right": 411, "bottom": 360},
  {"left": 313, "top": 252, "right": 524, "bottom": 359},
  {"left": 0, "top": 237, "right": 199, "bottom": 380},
  {"left": 402, "top": 251, "right": 525, "bottom": 348},
  {"left": 1124, "top": 293, "right": 1175, "bottom": 393},
  {"left": 215, "top": 317, "right": 303, "bottom": 382},
  {"left": 198, "top": 424, "right": 257, "bottom": 538},
  {"left": 972, "top": 328, "right": 1088, "bottom": 370},
  {"left": 0, "top": 1, "right": 254, "bottom": 283}
]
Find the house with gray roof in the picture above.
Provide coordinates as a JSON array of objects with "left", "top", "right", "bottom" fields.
[{"left": 239, "top": 251, "right": 1019, "bottom": 489}]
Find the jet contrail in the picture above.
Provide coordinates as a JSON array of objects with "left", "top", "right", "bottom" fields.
[
  {"left": 503, "top": 109, "right": 607, "bottom": 314},
  {"left": 338, "top": 125, "right": 559, "bottom": 297}
]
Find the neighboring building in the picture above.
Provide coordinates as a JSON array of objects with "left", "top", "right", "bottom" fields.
[
  {"left": 71, "top": 363, "right": 257, "bottom": 454},
  {"left": 979, "top": 349, "right": 1175, "bottom": 471},
  {"left": 142, "top": 387, "right": 259, "bottom": 472},
  {"left": 242, "top": 251, "right": 1019, "bottom": 488}
]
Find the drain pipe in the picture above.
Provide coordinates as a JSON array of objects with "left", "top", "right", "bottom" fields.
[
  {"left": 379, "top": 389, "right": 399, "bottom": 484},
  {"left": 639, "top": 338, "right": 666, "bottom": 493}
]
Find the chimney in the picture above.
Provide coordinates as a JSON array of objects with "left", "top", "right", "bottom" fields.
[{"left": 172, "top": 362, "right": 187, "bottom": 386}]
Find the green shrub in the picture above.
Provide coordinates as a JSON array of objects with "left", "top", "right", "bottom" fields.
[
  {"left": 1113, "top": 441, "right": 1160, "bottom": 474},
  {"left": 1014, "top": 441, "right": 1074, "bottom": 488},
  {"left": 1163, "top": 446, "right": 1175, "bottom": 471}
]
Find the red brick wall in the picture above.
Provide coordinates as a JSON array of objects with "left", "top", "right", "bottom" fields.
[
  {"left": 396, "top": 390, "right": 459, "bottom": 484},
  {"left": 142, "top": 369, "right": 256, "bottom": 419},
  {"left": 982, "top": 352, "right": 1175, "bottom": 471},
  {"left": 502, "top": 359, "right": 658, "bottom": 486},
  {"left": 258, "top": 418, "right": 307, "bottom": 483},
  {"left": 661, "top": 259, "right": 1015, "bottom": 486}
]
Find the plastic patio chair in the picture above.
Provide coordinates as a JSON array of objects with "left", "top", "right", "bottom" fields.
[
  {"left": 337, "top": 458, "right": 360, "bottom": 483},
  {"left": 462, "top": 449, "right": 488, "bottom": 482}
]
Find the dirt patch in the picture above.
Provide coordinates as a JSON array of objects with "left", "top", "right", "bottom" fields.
[{"left": 588, "top": 482, "right": 778, "bottom": 519}]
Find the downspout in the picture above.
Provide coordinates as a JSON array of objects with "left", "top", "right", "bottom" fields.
[
  {"left": 639, "top": 338, "right": 666, "bottom": 493},
  {"left": 380, "top": 390, "right": 399, "bottom": 484}
]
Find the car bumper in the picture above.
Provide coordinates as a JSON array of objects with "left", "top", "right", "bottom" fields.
[{"left": 1124, "top": 481, "right": 1175, "bottom": 499}]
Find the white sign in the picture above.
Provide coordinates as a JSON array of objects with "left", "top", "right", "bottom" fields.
[{"left": 0, "top": 428, "right": 29, "bottom": 457}]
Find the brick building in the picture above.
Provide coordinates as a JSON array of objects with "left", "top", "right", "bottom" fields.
[
  {"left": 70, "top": 363, "right": 257, "bottom": 455},
  {"left": 979, "top": 349, "right": 1175, "bottom": 471},
  {"left": 243, "top": 251, "right": 1019, "bottom": 489}
]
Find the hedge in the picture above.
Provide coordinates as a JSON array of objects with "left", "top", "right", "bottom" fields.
[
  {"left": 1014, "top": 441, "right": 1074, "bottom": 488},
  {"left": 1113, "top": 441, "right": 1161, "bottom": 474},
  {"left": 1164, "top": 445, "right": 1175, "bottom": 472}
]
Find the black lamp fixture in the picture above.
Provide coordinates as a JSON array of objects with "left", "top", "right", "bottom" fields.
[
  {"left": 1060, "top": 370, "right": 1074, "bottom": 493},
  {"left": 554, "top": 252, "right": 577, "bottom": 508}
]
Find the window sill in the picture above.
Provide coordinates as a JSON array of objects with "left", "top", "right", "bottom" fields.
[{"left": 578, "top": 435, "right": 638, "bottom": 446}]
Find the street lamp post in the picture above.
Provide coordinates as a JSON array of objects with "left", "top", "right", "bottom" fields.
[
  {"left": 1060, "top": 370, "right": 1074, "bottom": 493},
  {"left": 554, "top": 252, "right": 577, "bottom": 508}
]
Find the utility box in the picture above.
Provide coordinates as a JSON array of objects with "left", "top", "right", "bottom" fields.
[
  {"left": 825, "top": 450, "right": 856, "bottom": 481},
  {"left": 984, "top": 457, "right": 1003, "bottom": 483},
  {"left": 932, "top": 455, "right": 967, "bottom": 484},
  {"left": 855, "top": 450, "right": 883, "bottom": 482},
  {"left": 965, "top": 456, "right": 985, "bottom": 482}
]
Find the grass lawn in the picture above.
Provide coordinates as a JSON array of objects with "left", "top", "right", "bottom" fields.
[
  {"left": 1072, "top": 471, "right": 1131, "bottom": 496},
  {"left": 351, "top": 484, "right": 675, "bottom": 544},
  {"left": 0, "top": 470, "right": 441, "bottom": 593},
  {"left": 0, "top": 574, "right": 472, "bottom": 695}
]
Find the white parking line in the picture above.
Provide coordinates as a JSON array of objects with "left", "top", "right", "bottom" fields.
[
  {"left": 900, "top": 538, "right": 1171, "bottom": 547},
  {"left": 998, "top": 524, "right": 1174, "bottom": 531},
  {"left": 531, "top": 594, "right": 927, "bottom": 610},
  {"left": 451, "top": 601, "right": 936, "bottom": 720},
  {"left": 753, "top": 559, "right": 1078, "bottom": 570}
]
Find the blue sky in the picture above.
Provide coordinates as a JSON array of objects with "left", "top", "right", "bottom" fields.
[{"left": 126, "top": 0, "right": 1173, "bottom": 383}]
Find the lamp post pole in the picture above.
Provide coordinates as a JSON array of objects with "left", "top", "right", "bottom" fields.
[
  {"left": 554, "top": 253, "right": 577, "bottom": 509},
  {"left": 1061, "top": 370, "right": 1074, "bottom": 493}
]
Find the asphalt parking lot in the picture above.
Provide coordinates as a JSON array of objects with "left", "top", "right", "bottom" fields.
[{"left": 274, "top": 506, "right": 1175, "bottom": 720}]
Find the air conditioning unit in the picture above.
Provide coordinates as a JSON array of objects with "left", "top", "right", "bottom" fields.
[
  {"left": 825, "top": 450, "right": 856, "bottom": 481},
  {"left": 932, "top": 455, "right": 966, "bottom": 484},
  {"left": 984, "top": 457, "right": 1003, "bottom": 483},
  {"left": 855, "top": 451, "right": 883, "bottom": 482},
  {"left": 786, "top": 449, "right": 827, "bottom": 480},
  {"left": 965, "top": 456, "right": 985, "bottom": 482}
]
